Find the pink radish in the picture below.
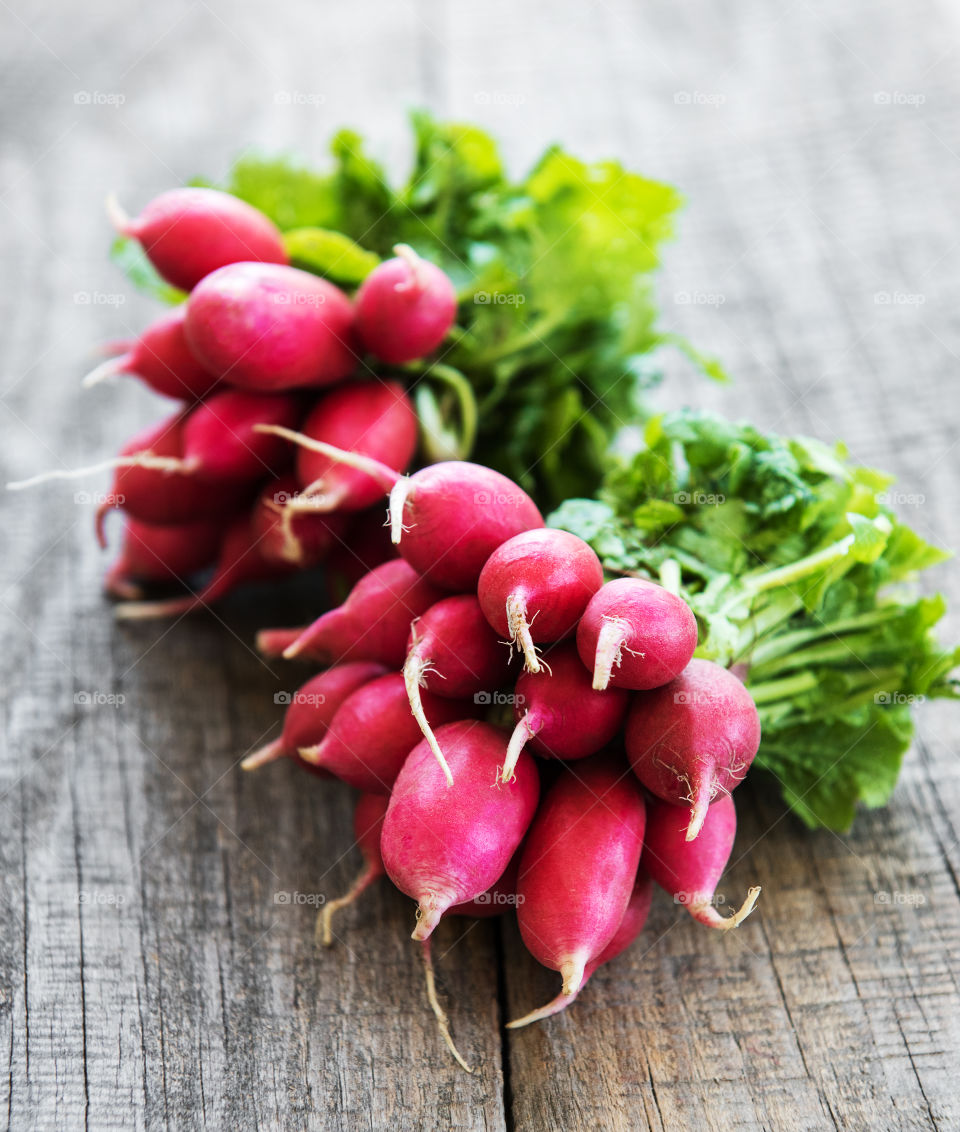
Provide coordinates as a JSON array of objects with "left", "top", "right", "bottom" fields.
[
  {"left": 249, "top": 475, "right": 347, "bottom": 568},
  {"left": 241, "top": 662, "right": 385, "bottom": 773},
  {"left": 507, "top": 871, "right": 654, "bottom": 1028},
  {"left": 625, "top": 658, "right": 761, "bottom": 841},
  {"left": 184, "top": 262, "right": 357, "bottom": 390},
  {"left": 93, "top": 414, "right": 253, "bottom": 545},
  {"left": 642, "top": 794, "right": 760, "bottom": 930},
  {"left": 82, "top": 307, "right": 219, "bottom": 400},
  {"left": 114, "top": 514, "right": 293, "bottom": 619},
  {"left": 577, "top": 577, "right": 698, "bottom": 691},
  {"left": 446, "top": 851, "right": 522, "bottom": 919},
  {"left": 326, "top": 507, "right": 398, "bottom": 591},
  {"left": 403, "top": 596, "right": 510, "bottom": 785},
  {"left": 354, "top": 245, "right": 457, "bottom": 364},
  {"left": 108, "top": 187, "right": 288, "bottom": 292},
  {"left": 515, "top": 757, "right": 646, "bottom": 1001},
  {"left": 478, "top": 528, "right": 603, "bottom": 673},
  {"left": 289, "top": 381, "right": 417, "bottom": 513},
  {"left": 381, "top": 720, "right": 539, "bottom": 939},
  {"left": 102, "top": 515, "right": 224, "bottom": 600},
  {"left": 251, "top": 431, "right": 544, "bottom": 591},
  {"left": 283, "top": 559, "right": 444, "bottom": 667},
  {"left": 500, "top": 643, "right": 629, "bottom": 784},
  {"left": 299, "top": 672, "right": 475, "bottom": 792},
  {"left": 318, "top": 792, "right": 390, "bottom": 946}
]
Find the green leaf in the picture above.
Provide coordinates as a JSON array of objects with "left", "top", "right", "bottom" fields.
[
  {"left": 282, "top": 228, "right": 380, "bottom": 284},
  {"left": 109, "top": 238, "right": 185, "bottom": 305}
]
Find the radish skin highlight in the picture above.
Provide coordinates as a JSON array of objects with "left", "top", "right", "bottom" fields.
[
  {"left": 478, "top": 529, "right": 604, "bottom": 672},
  {"left": 319, "top": 792, "right": 389, "bottom": 946},
  {"left": 108, "top": 187, "right": 288, "bottom": 291},
  {"left": 380, "top": 720, "right": 539, "bottom": 940},
  {"left": 577, "top": 577, "right": 698, "bottom": 691},
  {"left": 625, "top": 658, "right": 761, "bottom": 840},
  {"left": 507, "top": 871, "right": 654, "bottom": 1028},
  {"left": 403, "top": 596, "right": 509, "bottom": 785},
  {"left": 500, "top": 643, "right": 629, "bottom": 783},
  {"left": 642, "top": 794, "right": 760, "bottom": 930},
  {"left": 515, "top": 757, "right": 646, "bottom": 1000}
]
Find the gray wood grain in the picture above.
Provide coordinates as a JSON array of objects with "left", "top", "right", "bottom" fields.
[{"left": 1, "top": 0, "right": 959, "bottom": 1128}]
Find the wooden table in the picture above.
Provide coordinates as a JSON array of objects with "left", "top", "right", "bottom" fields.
[{"left": 2, "top": 0, "right": 958, "bottom": 1127}]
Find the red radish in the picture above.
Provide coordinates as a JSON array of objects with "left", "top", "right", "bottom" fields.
[
  {"left": 249, "top": 475, "right": 346, "bottom": 568},
  {"left": 107, "top": 187, "right": 288, "bottom": 292},
  {"left": 446, "top": 851, "right": 522, "bottom": 918},
  {"left": 102, "top": 515, "right": 224, "bottom": 600},
  {"left": 478, "top": 529, "right": 603, "bottom": 673},
  {"left": 403, "top": 596, "right": 510, "bottom": 785},
  {"left": 289, "top": 381, "right": 417, "bottom": 513},
  {"left": 283, "top": 559, "right": 444, "bottom": 667},
  {"left": 642, "top": 794, "right": 760, "bottom": 930},
  {"left": 82, "top": 307, "right": 219, "bottom": 400},
  {"left": 326, "top": 507, "right": 398, "bottom": 592},
  {"left": 577, "top": 577, "right": 698, "bottom": 692},
  {"left": 318, "top": 792, "right": 390, "bottom": 946},
  {"left": 241, "top": 662, "right": 385, "bottom": 773},
  {"left": 507, "top": 871, "right": 654, "bottom": 1028},
  {"left": 500, "top": 643, "right": 629, "bottom": 783},
  {"left": 299, "top": 672, "right": 475, "bottom": 792},
  {"left": 625, "top": 658, "right": 761, "bottom": 841},
  {"left": 255, "top": 626, "right": 307, "bottom": 659},
  {"left": 515, "top": 757, "right": 646, "bottom": 1001},
  {"left": 184, "top": 263, "right": 356, "bottom": 390},
  {"left": 381, "top": 720, "right": 539, "bottom": 940},
  {"left": 354, "top": 245, "right": 457, "bottom": 364},
  {"left": 6, "top": 390, "right": 300, "bottom": 499},
  {"left": 93, "top": 414, "right": 252, "bottom": 546},
  {"left": 114, "top": 514, "right": 293, "bottom": 619},
  {"left": 251, "top": 430, "right": 544, "bottom": 591}
]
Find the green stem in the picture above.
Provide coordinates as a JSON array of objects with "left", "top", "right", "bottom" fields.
[
  {"left": 748, "top": 607, "right": 905, "bottom": 669},
  {"left": 411, "top": 363, "right": 478, "bottom": 461},
  {"left": 747, "top": 671, "right": 819, "bottom": 705},
  {"left": 659, "top": 558, "right": 681, "bottom": 595},
  {"left": 468, "top": 310, "right": 567, "bottom": 367}
]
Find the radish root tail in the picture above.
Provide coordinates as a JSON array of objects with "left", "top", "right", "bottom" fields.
[
  {"left": 560, "top": 955, "right": 587, "bottom": 998},
  {"left": 506, "top": 990, "right": 577, "bottom": 1029},
  {"left": 420, "top": 939, "right": 474, "bottom": 1073},
  {"left": 316, "top": 863, "right": 380, "bottom": 947},
  {"left": 241, "top": 738, "right": 286, "bottom": 771},
  {"left": 592, "top": 617, "right": 630, "bottom": 690},
  {"left": 501, "top": 714, "right": 537, "bottom": 784},
  {"left": 505, "top": 594, "right": 541, "bottom": 673},
  {"left": 388, "top": 477, "right": 413, "bottom": 545},
  {"left": 692, "top": 885, "right": 761, "bottom": 930},
  {"left": 252, "top": 425, "right": 399, "bottom": 489},
  {"left": 404, "top": 653, "right": 454, "bottom": 787},
  {"left": 685, "top": 778, "right": 713, "bottom": 842},
  {"left": 7, "top": 454, "right": 191, "bottom": 492}
]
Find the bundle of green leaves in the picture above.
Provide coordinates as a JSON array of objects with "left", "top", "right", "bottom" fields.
[
  {"left": 113, "top": 111, "right": 720, "bottom": 508},
  {"left": 551, "top": 411, "right": 959, "bottom": 830}
]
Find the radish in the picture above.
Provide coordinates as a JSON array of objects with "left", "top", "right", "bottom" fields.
[
  {"left": 299, "top": 672, "right": 475, "bottom": 792},
  {"left": 283, "top": 559, "right": 444, "bottom": 667},
  {"left": 108, "top": 187, "right": 288, "bottom": 292},
  {"left": 82, "top": 307, "right": 219, "bottom": 400},
  {"left": 114, "top": 514, "right": 293, "bottom": 619},
  {"left": 251, "top": 430, "right": 544, "bottom": 591},
  {"left": 288, "top": 381, "right": 418, "bottom": 514},
  {"left": 318, "top": 791, "right": 390, "bottom": 946},
  {"left": 478, "top": 529, "right": 603, "bottom": 673},
  {"left": 241, "top": 662, "right": 385, "bottom": 773},
  {"left": 577, "top": 577, "right": 698, "bottom": 691},
  {"left": 446, "top": 851, "right": 521, "bottom": 919},
  {"left": 403, "top": 596, "right": 510, "bottom": 785},
  {"left": 249, "top": 475, "right": 347, "bottom": 568},
  {"left": 255, "top": 626, "right": 307, "bottom": 659},
  {"left": 326, "top": 506, "right": 398, "bottom": 591},
  {"left": 380, "top": 720, "right": 539, "bottom": 939},
  {"left": 93, "top": 414, "right": 253, "bottom": 545},
  {"left": 8, "top": 390, "right": 301, "bottom": 501},
  {"left": 500, "top": 643, "right": 629, "bottom": 784},
  {"left": 642, "top": 794, "right": 760, "bottom": 930},
  {"left": 507, "top": 871, "right": 654, "bottom": 1028},
  {"left": 515, "top": 757, "right": 646, "bottom": 1001},
  {"left": 354, "top": 245, "right": 457, "bottom": 364},
  {"left": 625, "top": 658, "right": 762, "bottom": 840},
  {"left": 184, "top": 263, "right": 357, "bottom": 390},
  {"left": 103, "top": 515, "right": 224, "bottom": 601}
]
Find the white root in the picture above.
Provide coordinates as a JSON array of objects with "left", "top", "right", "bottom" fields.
[
  {"left": 420, "top": 938, "right": 474, "bottom": 1073},
  {"left": 501, "top": 713, "right": 537, "bottom": 784},
  {"left": 388, "top": 476, "right": 413, "bottom": 545},
  {"left": 316, "top": 863, "right": 380, "bottom": 947},
  {"left": 7, "top": 454, "right": 190, "bottom": 492},
  {"left": 403, "top": 653, "right": 454, "bottom": 787},
  {"left": 505, "top": 593, "right": 541, "bottom": 673},
  {"left": 691, "top": 885, "right": 761, "bottom": 930}
]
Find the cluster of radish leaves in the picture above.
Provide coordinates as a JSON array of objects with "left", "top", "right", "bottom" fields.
[
  {"left": 111, "top": 111, "right": 723, "bottom": 509},
  {"left": 551, "top": 410, "right": 960, "bottom": 832}
]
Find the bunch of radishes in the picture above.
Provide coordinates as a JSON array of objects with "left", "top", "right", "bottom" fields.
[
  {"left": 11, "top": 186, "right": 459, "bottom": 613},
  {"left": 249, "top": 456, "right": 762, "bottom": 1063},
  {"left": 14, "top": 186, "right": 764, "bottom": 1069}
]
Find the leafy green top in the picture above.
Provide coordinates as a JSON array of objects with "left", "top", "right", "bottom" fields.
[
  {"left": 550, "top": 411, "right": 959, "bottom": 831},
  {"left": 114, "top": 111, "right": 721, "bottom": 508}
]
